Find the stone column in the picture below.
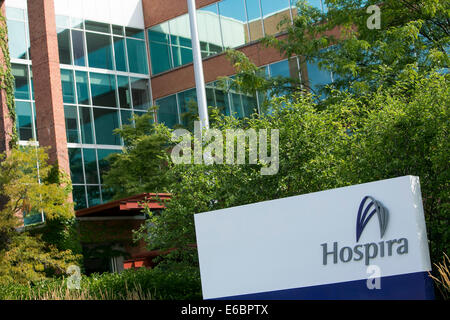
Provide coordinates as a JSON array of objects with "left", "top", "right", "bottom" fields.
[{"left": 27, "top": 0, "right": 70, "bottom": 177}]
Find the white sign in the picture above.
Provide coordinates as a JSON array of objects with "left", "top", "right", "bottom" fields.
[{"left": 194, "top": 176, "right": 434, "bottom": 300}]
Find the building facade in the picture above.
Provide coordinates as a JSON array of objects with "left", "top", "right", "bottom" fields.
[{"left": 2, "top": 0, "right": 333, "bottom": 213}]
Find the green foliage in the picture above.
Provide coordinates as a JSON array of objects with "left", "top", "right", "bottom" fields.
[
  {"left": 0, "top": 264, "right": 202, "bottom": 300},
  {"left": 102, "top": 112, "right": 173, "bottom": 199},
  {"left": 0, "top": 146, "right": 81, "bottom": 284}
]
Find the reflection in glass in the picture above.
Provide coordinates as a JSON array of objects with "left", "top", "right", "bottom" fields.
[
  {"left": 177, "top": 89, "right": 197, "bottom": 127},
  {"left": 117, "top": 76, "right": 131, "bottom": 108},
  {"left": 114, "top": 37, "right": 128, "bottom": 72},
  {"left": 86, "top": 32, "right": 114, "bottom": 70},
  {"left": 245, "top": 0, "right": 264, "bottom": 41},
  {"left": 127, "top": 39, "right": 149, "bottom": 74},
  {"left": 68, "top": 148, "right": 84, "bottom": 184},
  {"left": 61, "top": 69, "right": 75, "bottom": 104},
  {"left": 64, "top": 105, "right": 79, "bottom": 143},
  {"left": 75, "top": 71, "right": 90, "bottom": 105},
  {"left": 93, "top": 108, "right": 120, "bottom": 145},
  {"left": 126, "top": 27, "right": 145, "bottom": 39},
  {"left": 169, "top": 15, "right": 193, "bottom": 68},
  {"left": 83, "top": 148, "right": 99, "bottom": 184},
  {"left": 72, "top": 30, "right": 86, "bottom": 66},
  {"left": 79, "top": 107, "right": 94, "bottom": 144},
  {"left": 241, "top": 94, "right": 258, "bottom": 117},
  {"left": 231, "top": 92, "right": 244, "bottom": 118},
  {"left": 121, "top": 110, "right": 133, "bottom": 126},
  {"left": 306, "top": 59, "right": 333, "bottom": 97},
  {"left": 156, "top": 95, "right": 178, "bottom": 128},
  {"left": 7, "top": 20, "right": 28, "bottom": 59},
  {"left": 148, "top": 23, "right": 172, "bottom": 74},
  {"left": 112, "top": 25, "right": 124, "bottom": 36},
  {"left": 90, "top": 73, "right": 117, "bottom": 107},
  {"left": 73, "top": 185, "right": 87, "bottom": 210},
  {"left": 261, "top": 0, "right": 291, "bottom": 36},
  {"left": 130, "top": 78, "right": 150, "bottom": 110},
  {"left": 219, "top": 0, "right": 249, "bottom": 47},
  {"left": 214, "top": 89, "right": 232, "bottom": 116},
  {"left": 97, "top": 149, "right": 121, "bottom": 183},
  {"left": 57, "top": 28, "right": 72, "bottom": 65},
  {"left": 12, "top": 64, "right": 29, "bottom": 100},
  {"left": 85, "top": 20, "right": 110, "bottom": 33},
  {"left": 16, "top": 101, "right": 33, "bottom": 141},
  {"left": 198, "top": 4, "right": 223, "bottom": 58},
  {"left": 87, "top": 186, "right": 101, "bottom": 207},
  {"left": 6, "top": 7, "right": 25, "bottom": 20}
]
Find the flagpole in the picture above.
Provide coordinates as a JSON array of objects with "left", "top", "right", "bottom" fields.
[{"left": 187, "top": 0, "right": 209, "bottom": 130}]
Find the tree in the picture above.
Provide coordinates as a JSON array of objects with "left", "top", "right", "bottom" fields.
[{"left": 0, "top": 146, "right": 80, "bottom": 284}]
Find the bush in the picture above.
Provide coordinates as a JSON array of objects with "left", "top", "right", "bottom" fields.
[{"left": 0, "top": 265, "right": 202, "bottom": 300}]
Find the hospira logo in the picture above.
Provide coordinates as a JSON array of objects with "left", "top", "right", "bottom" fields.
[{"left": 321, "top": 196, "right": 408, "bottom": 266}]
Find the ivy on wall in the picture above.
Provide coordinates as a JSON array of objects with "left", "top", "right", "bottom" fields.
[{"left": 0, "top": 11, "right": 18, "bottom": 148}]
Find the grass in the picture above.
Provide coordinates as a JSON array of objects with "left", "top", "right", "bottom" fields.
[{"left": 429, "top": 253, "right": 450, "bottom": 300}]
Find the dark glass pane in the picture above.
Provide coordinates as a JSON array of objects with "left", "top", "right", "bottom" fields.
[
  {"left": 206, "top": 88, "right": 216, "bottom": 107},
  {"left": 68, "top": 148, "right": 84, "bottom": 184},
  {"left": 85, "top": 20, "right": 110, "bottom": 33},
  {"left": 178, "top": 89, "right": 197, "bottom": 127},
  {"left": 214, "top": 89, "right": 231, "bottom": 116},
  {"left": 90, "top": 73, "right": 117, "bottom": 107},
  {"left": 127, "top": 39, "right": 149, "bottom": 74},
  {"left": 7, "top": 20, "right": 28, "bottom": 59},
  {"left": 16, "top": 101, "right": 33, "bottom": 141},
  {"left": 93, "top": 108, "right": 121, "bottom": 145},
  {"left": 113, "top": 37, "right": 127, "bottom": 72},
  {"left": 73, "top": 185, "right": 87, "bottom": 210},
  {"left": 241, "top": 94, "right": 258, "bottom": 117},
  {"left": 57, "top": 28, "right": 72, "bottom": 64},
  {"left": 270, "top": 59, "right": 291, "bottom": 77},
  {"left": 79, "top": 107, "right": 94, "bottom": 144},
  {"left": 306, "top": 59, "right": 333, "bottom": 95},
  {"left": 101, "top": 187, "right": 115, "bottom": 204},
  {"left": 86, "top": 33, "right": 114, "bottom": 70},
  {"left": 121, "top": 110, "right": 133, "bottom": 126},
  {"left": 149, "top": 41, "right": 172, "bottom": 74},
  {"left": 117, "top": 76, "right": 131, "bottom": 108},
  {"left": 231, "top": 93, "right": 244, "bottom": 118},
  {"left": 64, "top": 105, "right": 79, "bottom": 143},
  {"left": 12, "top": 64, "right": 29, "bottom": 100},
  {"left": 61, "top": 69, "right": 75, "bottom": 103},
  {"left": 72, "top": 30, "right": 86, "bottom": 66},
  {"left": 172, "top": 46, "right": 193, "bottom": 68},
  {"left": 75, "top": 71, "right": 90, "bottom": 105},
  {"left": 112, "top": 25, "right": 124, "bottom": 36},
  {"left": 87, "top": 185, "right": 101, "bottom": 207},
  {"left": 156, "top": 95, "right": 178, "bottom": 128},
  {"left": 126, "top": 27, "right": 145, "bottom": 39},
  {"left": 130, "top": 78, "right": 150, "bottom": 110},
  {"left": 83, "top": 148, "right": 99, "bottom": 184},
  {"left": 97, "top": 149, "right": 121, "bottom": 183}
]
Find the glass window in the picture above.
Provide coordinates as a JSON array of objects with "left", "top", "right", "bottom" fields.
[
  {"left": 7, "top": 20, "right": 28, "bottom": 59},
  {"left": 148, "top": 23, "right": 172, "bottom": 74},
  {"left": 130, "top": 78, "right": 150, "bottom": 110},
  {"left": 93, "top": 108, "right": 121, "bottom": 145},
  {"left": 55, "top": 15, "right": 70, "bottom": 29},
  {"left": 97, "top": 149, "right": 121, "bottom": 183},
  {"left": 198, "top": 4, "right": 223, "bottom": 57},
  {"left": 16, "top": 101, "right": 33, "bottom": 141},
  {"left": 12, "top": 64, "right": 30, "bottom": 100},
  {"left": 90, "top": 73, "right": 117, "bottom": 107},
  {"left": 64, "top": 105, "right": 79, "bottom": 143},
  {"left": 306, "top": 59, "right": 333, "bottom": 95},
  {"left": 6, "top": 7, "right": 25, "bottom": 20},
  {"left": 73, "top": 185, "right": 87, "bottom": 210},
  {"left": 79, "top": 107, "right": 94, "bottom": 144},
  {"left": 127, "top": 39, "right": 149, "bottom": 74},
  {"left": 156, "top": 95, "right": 178, "bottom": 128},
  {"left": 57, "top": 28, "right": 72, "bottom": 65},
  {"left": 86, "top": 32, "right": 114, "bottom": 70},
  {"left": 126, "top": 27, "right": 145, "bottom": 39},
  {"left": 112, "top": 25, "right": 124, "bottom": 36},
  {"left": 68, "top": 148, "right": 84, "bottom": 184},
  {"left": 206, "top": 88, "right": 216, "bottom": 108},
  {"left": 61, "top": 69, "right": 75, "bottom": 104},
  {"left": 121, "top": 110, "right": 133, "bottom": 126},
  {"left": 72, "top": 30, "right": 86, "bottom": 66},
  {"left": 170, "top": 15, "right": 193, "bottom": 68},
  {"left": 117, "top": 76, "right": 131, "bottom": 108},
  {"left": 87, "top": 186, "right": 101, "bottom": 207},
  {"left": 261, "top": 0, "right": 292, "bottom": 36},
  {"left": 214, "top": 89, "right": 231, "bottom": 116},
  {"left": 171, "top": 45, "right": 193, "bottom": 68},
  {"left": 75, "top": 71, "right": 90, "bottom": 105},
  {"left": 70, "top": 17, "right": 84, "bottom": 29},
  {"left": 85, "top": 20, "right": 110, "bottom": 33},
  {"left": 269, "top": 59, "right": 291, "bottom": 77},
  {"left": 241, "top": 94, "right": 258, "bottom": 117},
  {"left": 231, "top": 93, "right": 244, "bottom": 118},
  {"left": 113, "top": 37, "right": 128, "bottom": 72},
  {"left": 245, "top": 0, "right": 264, "bottom": 41},
  {"left": 218, "top": 0, "right": 249, "bottom": 47},
  {"left": 83, "top": 148, "right": 99, "bottom": 184}
]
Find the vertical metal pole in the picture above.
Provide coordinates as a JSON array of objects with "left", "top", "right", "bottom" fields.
[{"left": 187, "top": 0, "right": 209, "bottom": 130}]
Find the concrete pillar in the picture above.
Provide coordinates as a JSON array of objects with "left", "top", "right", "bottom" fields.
[
  {"left": 0, "top": 0, "right": 14, "bottom": 154},
  {"left": 26, "top": 0, "right": 70, "bottom": 177}
]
